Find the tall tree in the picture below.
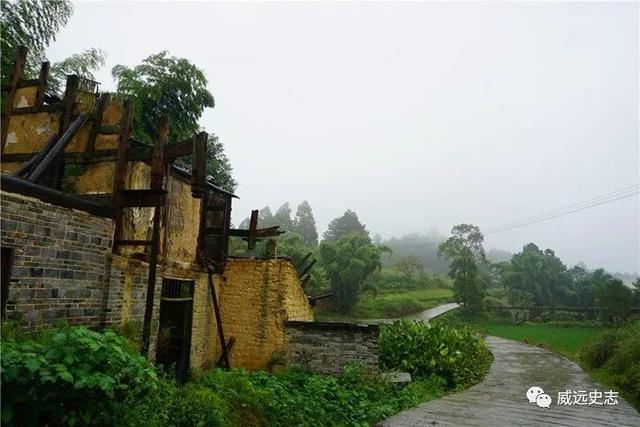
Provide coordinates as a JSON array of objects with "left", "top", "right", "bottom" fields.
[
  {"left": 393, "top": 255, "right": 424, "bottom": 279},
  {"left": 112, "top": 52, "right": 237, "bottom": 191},
  {"left": 293, "top": 201, "right": 318, "bottom": 247},
  {"left": 502, "top": 243, "right": 571, "bottom": 308},
  {"left": 205, "top": 134, "right": 237, "bottom": 193},
  {"left": 319, "top": 235, "right": 388, "bottom": 313},
  {"left": 438, "top": 224, "right": 487, "bottom": 316},
  {"left": 592, "top": 270, "right": 633, "bottom": 325},
  {"left": 112, "top": 51, "right": 215, "bottom": 143},
  {"left": 49, "top": 48, "right": 106, "bottom": 94},
  {"left": 1, "top": 0, "right": 73, "bottom": 81},
  {"left": 272, "top": 202, "right": 293, "bottom": 231},
  {"left": 322, "top": 209, "right": 369, "bottom": 243}
]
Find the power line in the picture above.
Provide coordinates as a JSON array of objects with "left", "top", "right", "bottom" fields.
[
  {"left": 483, "top": 185, "right": 639, "bottom": 234},
  {"left": 387, "top": 184, "right": 639, "bottom": 250},
  {"left": 485, "top": 189, "right": 638, "bottom": 235}
]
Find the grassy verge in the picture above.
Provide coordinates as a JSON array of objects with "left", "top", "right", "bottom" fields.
[{"left": 315, "top": 288, "right": 454, "bottom": 321}]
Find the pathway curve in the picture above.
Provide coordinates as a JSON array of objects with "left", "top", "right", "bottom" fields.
[{"left": 379, "top": 335, "right": 640, "bottom": 426}]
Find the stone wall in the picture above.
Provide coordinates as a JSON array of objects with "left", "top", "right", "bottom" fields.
[
  {"left": 285, "top": 321, "right": 379, "bottom": 375},
  {"left": 1, "top": 191, "right": 114, "bottom": 327}
]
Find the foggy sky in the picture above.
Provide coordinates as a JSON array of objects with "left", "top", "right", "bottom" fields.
[{"left": 47, "top": 1, "right": 639, "bottom": 273}]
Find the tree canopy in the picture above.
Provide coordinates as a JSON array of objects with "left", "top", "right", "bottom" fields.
[
  {"left": 438, "top": 224, "right": 487, "bottom": 316},
  {"left": 293, "top": 201, "right": 318, "bottom": 247},
  {"left": 322, "top": 210, "right": 369, "bottom": 243},
  {"left": 1, "top": 0, "right": 73, "bottom": 81},
  {"left": 112, "top": 51, "right": 215, "bottom": 143},
  {"left": 49, "top": 48, "right": 106, "bottom": 94},
  {"left": 319, "top": 234, "right": 389, "bottom": 313}
]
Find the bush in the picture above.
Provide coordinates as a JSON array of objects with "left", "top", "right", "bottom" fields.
[
  {"left": 1, "top": 326, "right": 159, "bottom": 426},
  {"left": 379, "top": 320, "right": 493, "bottom": 390}
]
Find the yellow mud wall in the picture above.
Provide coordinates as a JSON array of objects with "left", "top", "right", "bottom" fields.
[
  {"left": 163, "top": 176, "right": 201, "bottom": 264},
  {"left": 219, "top": 258, "right": 313, "bottom": 370},
  {"left": 13, "top": 86, "right": 37, "bottom": 108},
  {"left": 74, "top": 162, "right": 115, "bottom": 194},
  {"left": 3, "top": 112, "right": 61, "bottom": 156}
]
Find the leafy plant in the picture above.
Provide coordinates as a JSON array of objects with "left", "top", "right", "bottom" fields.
[
  {"left": 379, "top": 320, "right": 493, "bottom": 390},
  {"left": 1, "top": 326, "right": 159, "bottom": 426}
]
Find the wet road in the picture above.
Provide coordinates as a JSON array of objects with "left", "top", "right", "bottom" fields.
[{"left": 378, "top": 335, "right": 640, "bottom": 426}]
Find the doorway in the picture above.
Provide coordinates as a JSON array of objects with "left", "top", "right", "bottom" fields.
[{"left": 156, "top": 278, "right": 194, "bottom": 382}]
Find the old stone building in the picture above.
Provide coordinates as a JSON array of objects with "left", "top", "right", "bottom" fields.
[{"left": 0, "top": 48, "right": 315, "bottom": 377}]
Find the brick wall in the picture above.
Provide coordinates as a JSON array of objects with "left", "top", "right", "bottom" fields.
[
  {"left": 285, "top": 321, "right": 379, "bottom": 375},
  {"left": 1, "top": 191, "right": 114, "bottom": 327}
]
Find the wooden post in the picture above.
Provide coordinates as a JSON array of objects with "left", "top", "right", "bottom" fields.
[
  {"left": 1, "top": 46, "right": 27, "bottom": 153},
  {"left": 112, "top": 100, "right": 134, "bottom": 250},
  {"left": 248, "top": 210, "right": 259, "bottom": 251},
  {"left": 191, "top": 131, "right": 207, "bottom": 198},
  {"left": 150, "top": 115, "right": 168, "bottom": 190},
  {"left": 140, "top": 117, "right": 169, "bottom": 357},
  {"left": 83, "top": 93, "right": 109, "bottom": 160},
  {"left": 35, "top": 61, "right": 50, "bottom": 107}
]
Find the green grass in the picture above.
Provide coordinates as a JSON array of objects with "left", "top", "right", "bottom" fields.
[
  {"left": 477, "top": 323, "right": 609, "bottom": 357},
  {"left": 315, "top": 288, "right": 454, "bottom": 321},
  {"left": 434, "top": 311, "right": 610, "bottom": 358}
]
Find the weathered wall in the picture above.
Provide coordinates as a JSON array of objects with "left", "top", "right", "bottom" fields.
[
  {"left": 163, "top": 177, "right": 201, "bottom": 264},
  {"left": 0, "top": 191, "right": 114, "bottom": 327},
  {"left": 219, "top": 258, "right": 313, "bottom": 370},
  {"left": 0, "top": 190, "right": 220, "bottom": 369},
  {"left": 285, "top": 321, "right": 380, "bottom": 375}
]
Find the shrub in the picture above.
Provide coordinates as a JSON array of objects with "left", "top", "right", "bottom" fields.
[
  {"left": 1, "top": 326, "right": 159, "bottom": 426},
  {"left": 379, "top": 320, "right": 493, "bottom": 390},
  {"left": 580, "top": 330, "right": 628, "bottom": 369}
]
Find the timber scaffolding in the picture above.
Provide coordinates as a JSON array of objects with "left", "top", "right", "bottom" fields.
[{"left": 0, "top": 46, "right": 296, "bottom": 362}]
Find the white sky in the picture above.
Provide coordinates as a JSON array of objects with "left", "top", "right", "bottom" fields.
[{"left": 47, "top": 1, "right": 639, "bottom": 273}]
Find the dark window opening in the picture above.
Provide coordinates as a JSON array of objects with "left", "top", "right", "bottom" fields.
[
  {"left": 156, "top": 279, "right": 194, "bottom": 383},
  {"left": 1, "top": 247, "right": 15, "bottom": 319}
]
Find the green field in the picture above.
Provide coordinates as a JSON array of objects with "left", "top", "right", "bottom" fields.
[
  {"left": 434, "top": 311, "right": 611, "bottom": 357},
  {"left": 315, "top": 288, "right": 454, "bottom": 321},
  {"left": 478, "top": 323, "right": 610, "bottom": 357}
]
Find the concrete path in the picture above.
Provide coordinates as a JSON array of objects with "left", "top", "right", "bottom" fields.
[
  {"left": 406, "top": 302, "right": 460, "bottom": 322},
  {"left": 379, "top": 336, "right": 640, "bottom": 426}
]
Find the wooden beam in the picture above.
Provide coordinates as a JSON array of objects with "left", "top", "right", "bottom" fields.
[
  {"left": 9, "top": 103, "right": 65, "bottom": 115},
  {"left": 248, "top": 210, "right": 259, "bottom": 251},
  {"left": 114, "top": 239, "right": 152, "bottom": 246},
  {"left": 191, "top": 132, "right": 206, "bottom": 198},
  {"left": 140, "top": 202, "right": 163, "bottom": 356},
  {"left": 112, "top": 100, "right": 134, "bottom": 251},
  {"left": 150, "top": 115, "right": 168, "bottom": 190},
  {"left": 118, "top": 189, "right": 166, "bottom": 207},
  {"left": 83, "top": 93, "right": 109, "bottom": 160},
  {"left": 299, "top": 258, "right": 317, "bottom": 278},
  {"left": 208, "top": 264, "right": 230, "bottom": 369},
  {"left": 165, "top": 137, "right": 194, "bottom": 160},
  {"left": 28, "top": 113, "right": 88, "bottom": 182},
  {"left": 35, "top": 62, "right": 50, "bottom": 107},
  {"left": 0, "top": 174, "right": 116, "bottom": 218},
  {"left": 61, "top": 75, "right": 80, "bottom": 130},
  {"left": 1, "top": 46, "right": 27, "bottom": 153},
  {"left": 15, "top": 134, "right": 58, "bottom": 178}
]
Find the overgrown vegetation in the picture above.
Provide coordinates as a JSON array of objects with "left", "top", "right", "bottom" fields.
[
  {"left": 1, "top": 321, "right": 494, "bottom": 426},
  {"left": 579, "top": 321, "right": 640, "bottom": 409},
  {"left": 380, "top": 320, "right": 493, "bottom": 390}
]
